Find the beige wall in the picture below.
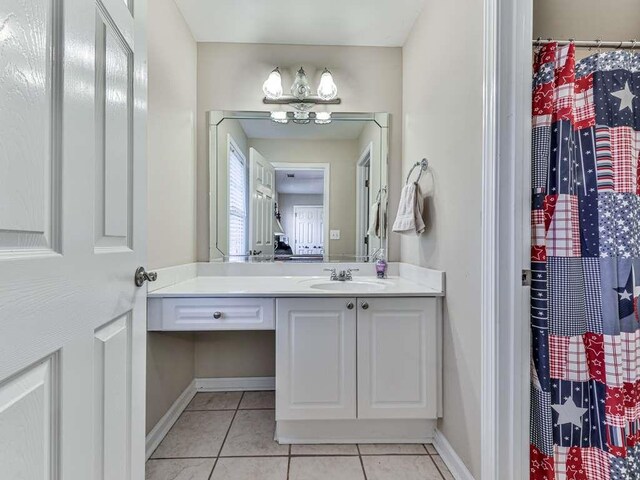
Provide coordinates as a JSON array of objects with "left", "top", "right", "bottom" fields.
[
  {"left": 533, "top": 0, "right": 640, "bottom": 46},
  {"left": 197, "top": 43, "right": 403, "bottom": 262},
  {"left": 194, "top": 331, "right": 275, "bottom": 378},
  {"left": 248, "top": 138, "right": 359, "bottom": 256},
  {"left": 146, "top": 0, "right": 197, "bottom": 434},
  {"left": 146, "top": 333, "right": 194, "bottom": 434},
  {"left": 147, "top": 0, "right": 197, "bottom": 269},
  {"left": 401, "top": 3, "right": 483, "bottom": 478}
]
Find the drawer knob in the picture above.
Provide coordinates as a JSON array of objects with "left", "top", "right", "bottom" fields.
[
  {"left": 213, "top": 311, "right": 223, "bottom": 319},
  {"left": 360, "top": 302, "right": 369, "bottom": 310},
  {"left": 346, "top": 302, "right": 354, "bottom": 310}
]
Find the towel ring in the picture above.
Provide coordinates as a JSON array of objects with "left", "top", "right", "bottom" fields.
[{"left": 406, "top": 158, "right": 429, "bottom": 185}]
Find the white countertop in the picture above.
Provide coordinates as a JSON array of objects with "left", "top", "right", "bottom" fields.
[{"left": 148, "top": 275, "right": 444, "bottom": 298}]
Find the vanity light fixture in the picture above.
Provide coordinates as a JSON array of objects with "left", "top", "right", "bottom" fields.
[{"left": 263, "top": 66, "right": 341, "bottom": 123}]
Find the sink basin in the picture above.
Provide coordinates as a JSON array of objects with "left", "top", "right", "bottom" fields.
[{"left": 308, "top": 280, "right": 388, "bottom": 292}]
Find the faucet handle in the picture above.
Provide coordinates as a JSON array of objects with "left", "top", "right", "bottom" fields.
[
  {"left": 347, "top": 268, "right": 359, "bottom": 272},
  {"left": 324, "top": 268, "right": 337, "bottom": 273}
]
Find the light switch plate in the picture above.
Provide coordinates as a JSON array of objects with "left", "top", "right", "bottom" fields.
[{"left": 330, "top": 230, "right": 341, "bottom": 240}]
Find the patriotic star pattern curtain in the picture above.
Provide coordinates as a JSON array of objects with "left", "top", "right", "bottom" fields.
[{"left": 531, "top": 43, "right": 640, "bottom": 480}]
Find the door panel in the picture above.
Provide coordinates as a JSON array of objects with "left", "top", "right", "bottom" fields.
[
  {"left": 357, "top": 298, "right": 438, "bottom": 419},
  {"left": 276, "top": 298, "right": 356, "bottom": 420},
  {"left": 0, "top": 0, "right": 59, "bottom": 255},
  {"left": 0, "top": 0, "right": 147, "bottom": 477},
  {"left": 0, "top": 357, "right": 57, "bottom": 480},
  {"left": 94, "top": 314, "right": 131, "bottom": 480}
]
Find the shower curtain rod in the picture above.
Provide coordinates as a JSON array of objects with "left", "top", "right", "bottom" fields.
[{"left": 533, "top": 38, "right": 640, "bottom": 50}]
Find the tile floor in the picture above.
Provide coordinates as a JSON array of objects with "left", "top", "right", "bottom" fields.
[{"left": 147, "top": 391, "right": 454, "bottom": 480}]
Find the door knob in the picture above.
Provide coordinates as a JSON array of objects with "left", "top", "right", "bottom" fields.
[
  {"left": 134, "top": 266, "right": 157, "bottom": 287},
  {"left": 360, "top": 302, "right": 369, "bottom": 310},
  {"left": 346, "top": 302, "right": 354, "bottom": 310}
]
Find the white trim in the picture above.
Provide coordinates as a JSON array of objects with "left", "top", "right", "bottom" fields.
[
  {"left": 481, "top": 0, "right": 532, "bottom": 478},
  {"left": 271, "top": 162, "right": 331, "bottom": 258},
  {"left": 433, "top": 430, "right": 476, "bottom": 480},
  {"left": 145, "top": 379, "right": 196, "bottom": 460},
  {"left": 355, "top": 142, "right": 373, "bottom": 257},
  {"left": 195, "top": 376, "right": 275, "bottom": 392},
  {"left": 275, "top": 419, "right": 435, "bottom": 444}
]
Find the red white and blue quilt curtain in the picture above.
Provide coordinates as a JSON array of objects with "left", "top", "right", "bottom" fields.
[{"left": 530, "top": 42, "right": 640, "bottom": 480}]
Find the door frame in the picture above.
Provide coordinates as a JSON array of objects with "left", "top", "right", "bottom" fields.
[
  {"left": 355, "top": 143, "right": 372, "bottom": 257},
  {"left": 481, "top": 0, "right": 532, "bottom": 478},
  {"left": 271, "top": 162, "right": 330, "bottom": 258}
]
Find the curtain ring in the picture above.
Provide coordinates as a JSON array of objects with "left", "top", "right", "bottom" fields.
[
  {"left": 596, "top": 39, "right": 603, "bottom": 53},
  {"left": 632, "top": 39, "right": 638, "bottom": 50}
]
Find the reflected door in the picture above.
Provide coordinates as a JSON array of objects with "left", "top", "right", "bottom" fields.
[
  {"left": 294, "top": 206, "right": 324, "bottom": 255},
  {"left": 0, "top": 0, "right": 147, "bottom": 478},
  {"left": 249, "top": 148, "right": 275, "bottom": 256}
]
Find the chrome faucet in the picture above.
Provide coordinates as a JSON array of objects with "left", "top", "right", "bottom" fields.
[{"left": 324, "top": 268, "right": 359, "bottom": 281}]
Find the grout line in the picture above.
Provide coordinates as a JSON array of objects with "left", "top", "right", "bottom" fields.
[
  {"left": 152, "top": 455, "right": 290, "bottom": 460},
  {"left": 286, "top": 444, "right": 291, "bottom": 480},
  {"left": 207, "top": 457, "right": 218, "bottom": 480},
  {"left": 427, "top": 453, "right": 447, "bottom": 480},
  {"left": 357, "top": 444, "right": 369, "bottom": 480},
  {"left": 215, "top": 391, "right": 244, "bottom": 459}
]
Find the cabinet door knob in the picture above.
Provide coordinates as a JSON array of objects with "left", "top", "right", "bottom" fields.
[
  {"left": 361, "top": 302, "right": 369, "bottom": 310},
  {"left": 346, "top": 302, "right": 354, "bottom": 310},
  {"left": 213, "top": 311, "right": 223, "bottom": 319}
]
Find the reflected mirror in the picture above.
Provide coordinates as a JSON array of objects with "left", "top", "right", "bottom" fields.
[{"left": 208, "top": 111, "right": 388, "bottom": 262}]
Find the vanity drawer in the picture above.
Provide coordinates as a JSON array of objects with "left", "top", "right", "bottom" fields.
[{"left": 148, "top": 297, "right": 275, "bottom": 331}]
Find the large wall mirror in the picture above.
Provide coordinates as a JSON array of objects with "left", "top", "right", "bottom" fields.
[{"left": 208, "top": 111, "right": 389, "bottom": 262}]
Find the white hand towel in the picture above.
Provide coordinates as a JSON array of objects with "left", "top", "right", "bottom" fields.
[
  {"left": 367, "top": 200, "right": 380, "bottom": 238},
  {"left": 392, "top": 182, "right": 425, "bottom": 235}
]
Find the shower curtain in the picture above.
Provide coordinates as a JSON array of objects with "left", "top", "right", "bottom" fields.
[{"left": 531, "top": 42, "right": 640, "bottom": 479}]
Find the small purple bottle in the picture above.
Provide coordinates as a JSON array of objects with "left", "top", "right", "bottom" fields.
[{"left": 375, "top": 249, "right": 387, "bottom": 279}]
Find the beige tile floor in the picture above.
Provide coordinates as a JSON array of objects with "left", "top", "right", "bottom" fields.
[{"left": 147, "top": 391, "right": 454, "bottom": 480}]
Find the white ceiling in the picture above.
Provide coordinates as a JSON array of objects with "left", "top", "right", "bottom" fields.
[
  {"left": 275, "top": 169, "right": 324, "bottom": 195},
  {"left": 174, "top": 0, "right": 426, "bottom": 47},
  {"left": 239, "top": 119, "right": 366, "bottom": 140}
]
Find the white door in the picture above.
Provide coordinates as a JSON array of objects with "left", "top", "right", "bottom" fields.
[
  {"left": 249, "top": 148, "right": 275, "bottom": 257},
  {"left": 293, "top": 206, "right": 324, "bottom": 255},
  {"left": 0, "top": 0, "right": 147, "bottom": 478},
  {"left": 276, "top": 298, "right": 357, "bottom": 420},
  {"left": 357, "top": 298, "right": 438, "bottom": 419}
]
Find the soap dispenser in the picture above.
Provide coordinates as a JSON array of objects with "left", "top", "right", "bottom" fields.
[{"left": 375, "top": 249, "right": 387, "bottom": 279}]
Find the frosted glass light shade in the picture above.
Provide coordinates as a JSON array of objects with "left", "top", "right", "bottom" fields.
[
  {"left": 263, "top": 68, "right": 283, "bottom": 99},
  {"left": 317, "top": 68, "right": 338, "bottom": 100},
  {"left": 315, "top": 112, "right": 331, "bottom": 124},
  {"left": 270, "top": 111, "right": 288, "bottom": 124}
]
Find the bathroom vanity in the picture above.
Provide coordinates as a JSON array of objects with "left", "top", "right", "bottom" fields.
[{"left": 147, "top": 263, "right": 444, "bottom": 443}]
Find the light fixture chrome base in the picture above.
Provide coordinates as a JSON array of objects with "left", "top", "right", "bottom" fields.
[{"left": 263, "top": 95, "right": 341, "bottom": 106}]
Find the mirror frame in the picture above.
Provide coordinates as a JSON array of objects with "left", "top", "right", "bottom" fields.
[{"left": 207, "top": 110, "right": 389, "bottom": 262}]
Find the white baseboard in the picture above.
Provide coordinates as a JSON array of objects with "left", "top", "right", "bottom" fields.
[
  {"left": 145, "top": 380, "right": 196, "bottom": 460},
  {"left": 433, "top": 429, "right": 475, "bottom": 480},
  {"left": 195, "top": 376, "right": 275, "bottom": 392}
]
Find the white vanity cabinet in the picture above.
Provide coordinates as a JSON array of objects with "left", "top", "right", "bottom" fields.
[
  {"left": 357, "top": 297, "right": 438, "bottom": 419},
  {"left": 276, "top": 296, "right": 440, "bottom": 422},
  {"left": 276, "top": 297, "right": 357, "bottom": 420}
]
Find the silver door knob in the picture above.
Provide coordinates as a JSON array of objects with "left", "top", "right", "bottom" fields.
[
  {"left": 360, "top": 302, "right": 369, "bottom": 310},
  {"left": 134, "top": 266, "right": 157, "bottom": 287},
  {"left": 213, "top": 312, "right": 223, "bottom": 319},
  {"left": 346, "top": 302, "right": 354, "bottom": 310}
]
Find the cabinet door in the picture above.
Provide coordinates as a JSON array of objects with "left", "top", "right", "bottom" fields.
[
  {"left": 357, "top": 297, "right": 438, "bottom": 419},
  {"left": 276, "top": 298, "right": 357, "bottom": 420}
]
